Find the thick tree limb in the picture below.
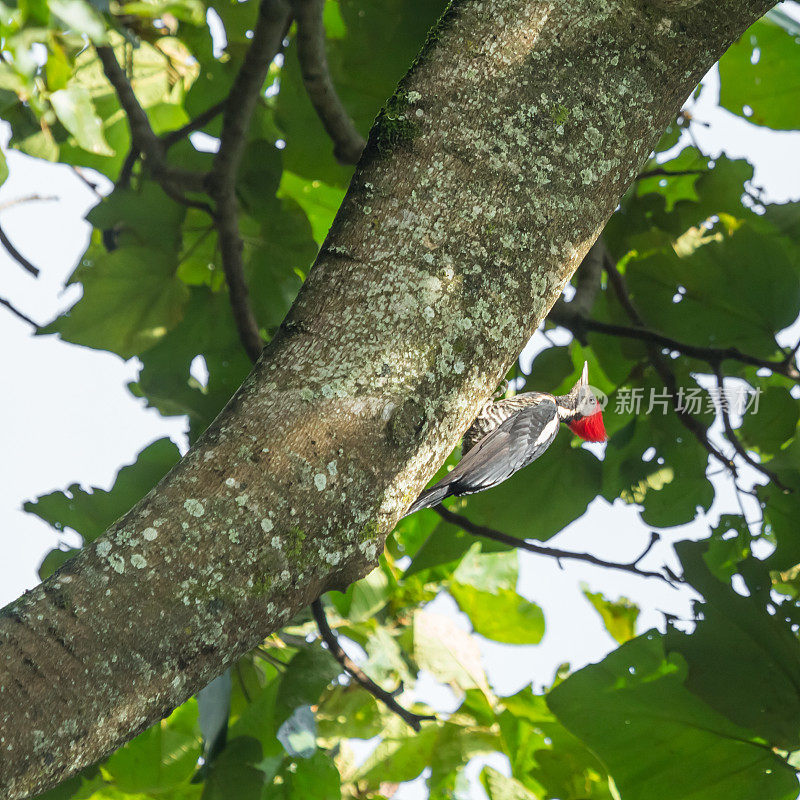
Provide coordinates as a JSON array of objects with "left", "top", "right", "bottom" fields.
[
  {"left": 0, "top": 1, "right": 774, "bottom": 796},
  {"left": 291, "top": 0, "right": 366, "bottom": 164},
  {"left": 207, "top": 0, "right": 293, "bottom": 363}
]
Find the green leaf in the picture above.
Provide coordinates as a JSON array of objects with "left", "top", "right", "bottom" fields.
[
  {"left": 49, "top": 0, "right": 107, "bottom": 42},
  {"left": 582, "top": 587, "right": 639, "bottom": 644},
  {"left": 667, "top": 540, "right": 800, "bottom": 751},
  {"left": 413, "top": 610, "right": 488, "bottom": 693},
  {"left": 451, "top": 583, "right": 544, "bottom": 645},
  {"left": 38, "top": 547, "right": 80, "bottom": 580},
  {"left": 277, "top": 704, "right": 317, "bottom": 759},
  {"left": 201, "top": 737, "right": 264, "bottom": 800},
  {"left": 0, "top": 147, "right": 8, "bottom": 187},
  {"left": 103, "top": 701, "right": 201, "bottom": 793},
  {"left": 25, "top": 437, "right": 181, "bottom": 544},
  {"left": 451, "top": 545, "right": 518, "bottom": 592},
  {"left": 316, "top": 685, "right": 383, "bottom": 743},
  {"left": 328, "top": 566, "right": 391, "bottom": 622},
  {"left": 278, "top": 172, "right": 345, "bottom": 247},
  {"left": 50, "top": 86, "right": 114, "bottom": 154},
  {"left": 719, "top": 19, "right": 800, "bottom": 130},
  {"left": 626, "top": 224, "right": 800, "bottom": 358},
  {"left": 275, "top": 645, "right": 341, "bottom": 727},
  {"left": 287, "top": 750, "right": 341, "bottom": 799},
  {"left": 481, "top": 766, "right": 538, "bottom": 800},
  {"left": 739, "top": 385, "right": 798, "bottom": 456},
  {"left": 354, "top": 717, "right": 440, "bottom": 784},
  {"left": 547, "top": 632, "right": 799, "bottom": 800},
  {"left": 42, "top": 244, "right": 189, "bottom": 358}
]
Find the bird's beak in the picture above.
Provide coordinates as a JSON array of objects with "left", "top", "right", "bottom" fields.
[{"left": 580, "top": 361, "right": 588, "bottom": 387}]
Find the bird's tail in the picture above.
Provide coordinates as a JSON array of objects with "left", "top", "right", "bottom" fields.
[{"left": 403, "top": 482, "right": 454, "bottom": 518}]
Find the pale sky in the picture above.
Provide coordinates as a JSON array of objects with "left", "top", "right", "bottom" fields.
[{"left": 1, "top": 11, "right": 800, "bottom": 797}]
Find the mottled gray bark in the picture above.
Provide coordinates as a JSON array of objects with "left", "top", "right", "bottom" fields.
[{"left": 0, "top": 0, "right": 774, "bottom": 796}]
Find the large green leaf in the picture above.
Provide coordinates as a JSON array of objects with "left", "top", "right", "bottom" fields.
[
  {"left": 626, "top": 225, "right": 800, "bottom": 358},
  {"left": 451, "top": 582, "right": 545, "bottom": 645},
  {"left": 50, "top": 85, "right": 114, "bottom": 155},
  {"left": 41, "top": 244, "right": 190, "bottom": 358},
  {"left": 547, "top": 632, "right": 799, "bottom": 800},
  {"left": 719, "top": 19, "right": 800, "bottom": 130},
  {"left": 665, "top": 540, "right": 800, "bottom": 751},
  {"left": 26, "top": 437, "right": 181, "bottom": 546}
]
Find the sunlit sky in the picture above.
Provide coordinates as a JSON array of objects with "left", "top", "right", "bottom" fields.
[{"left": 1, "top": 7, "right": 800, "bottom": 796}]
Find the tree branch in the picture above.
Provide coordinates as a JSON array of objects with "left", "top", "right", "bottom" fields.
[
  {"left": 162, "top": 101, "right": 227, "bottom": 148},
  {"left": 548, "top": 303, "right": 800, "bottom": 380},
  {"left": 0, "top": 224, "right": 40, "bottom": 277},
  {"left": 311, "top": 600, "right": 435, "bottom": 731},
  {"left": 434, "top": 506, "right": 679, "bottom": 585},
  {"left": 712, "top": 366, "right": 789, "bottom": 491},
  {"left": 290, "top": 0, "right": 366, "bottom": 164},
  {"left": 95, "top": 45, "right": 207, "bottom": 194},
  {"left": 0, "top": 296, "right": 39, "bottom": 328},
  {"left": 207, "top": 0, "right": 292, "bottom": 363}
]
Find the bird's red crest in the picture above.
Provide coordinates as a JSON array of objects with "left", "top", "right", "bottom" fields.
[{"left": 568, "top": 410, "right": 607, "bottom": 442}]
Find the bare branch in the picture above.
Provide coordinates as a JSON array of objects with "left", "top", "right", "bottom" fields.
[
  {"left": 435, "top": 506, "right": 680, "bottom": 585},
  {"left": 712, "top": 366, "right": 789, "bottom": 491},
  {"left": 0, "top": 194, "right": 58, "bottom": 214},
  {"left": 162, "top": 101, "right": 227, "bottom": 148},
  {"left": 0, "top": 296, "right": 39, "bottom": 328},
  {"left": 311, "top": 600, "right": 435, "bottom": 731},
  {"left": 208, "top": 0, "right": 292, "bottom": 363},
  {"left": 0, "top": 224, "right": 40, "bottom": 277},
  {"left": 291, "top": 0, "right": 366, "bottom": 164},
  {"left": 96, "top": 45, "right": 207, "bottom": 194},
  {"left": 548, "top": 304, "right": 800, "bottom": 381}
]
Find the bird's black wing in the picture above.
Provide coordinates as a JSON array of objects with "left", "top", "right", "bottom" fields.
[{"left": 405, "top": 398, "right": 559, "bottom": 515}]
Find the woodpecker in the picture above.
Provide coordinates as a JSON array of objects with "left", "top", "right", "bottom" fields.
[{"left": 405, "top": 362, "right": 606, "bottom": 516}]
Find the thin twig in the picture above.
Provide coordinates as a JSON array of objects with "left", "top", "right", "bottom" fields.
[
  {"left": 162, "top": 101, "right": 227, "bottom": 148},
  {"left": 712, "top": 367, "right": 789, "bottom": 491},
  {"left": 291, "top": 0, "right": 365, "bottom": 164},
  {"left": 0, "top": 296, "right": 39, "bottom": 328},
  {"left": 311, "top": 599, "right": 436, "bottom": 731},
  {"left": 208, "top": 0, "right": 292, "bottom": 363},
  {"left": 70, "top": 166, "right": 103, "bottom": 197},
  {"left": 548, "top": 305, "right": 800, "bottom": 381},
  {"left": 0, "top": 224, "right": 40, "bottom": 277},
  {"left": 435, "top": 506, "right": 680, "bottom": 585},
  {"left": 0, "top": 194, "right": 58, "bottom": 214},
  {"left": 96, "top": 45, "right": 206, "bottom": 194}
]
